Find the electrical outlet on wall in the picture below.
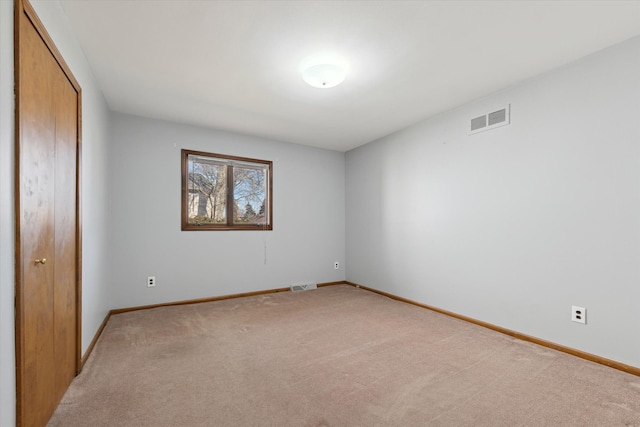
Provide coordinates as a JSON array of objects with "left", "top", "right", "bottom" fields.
[
  {"left": 571, "top": 305, "right": 586, "bottom": 324},
  {"left": 334, "top": 262, "right": 339, "bottom": 270},
  {"left": 147, "top": 276, "right": 156, "bottom": 288}
]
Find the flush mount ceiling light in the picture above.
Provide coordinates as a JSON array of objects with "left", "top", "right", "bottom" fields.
[
  {"left": 300, "top": 53, "right": 348, "bottom": 89},
  {"left": 302, "top": 63, "right": 347, "bottom": 88}
]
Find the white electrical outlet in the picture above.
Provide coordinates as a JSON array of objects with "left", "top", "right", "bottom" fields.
[
  {"left": 571, "top": 305, "right": 586, "bottom": 324},
  {"left": 334, "top": 262, "right": 339, "bottom": 270},
  {"left": 147, "top": 276, "right": 156, "bottom": 287}
]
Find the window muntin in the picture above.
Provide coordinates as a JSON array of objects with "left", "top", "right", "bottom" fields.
[{"left": 182, "top": 150, "right": 272, "bottom": 230}]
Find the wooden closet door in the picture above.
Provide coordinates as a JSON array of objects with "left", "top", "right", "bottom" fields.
[
  {"left": 51, "top": 32, "right": 79, "bottom": 408},
  {"left": 15, "top": 1, "right": 81, "bottom": 425}
]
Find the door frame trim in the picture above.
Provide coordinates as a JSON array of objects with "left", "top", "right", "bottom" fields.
[{"left": 14, "top": 0, "right": 83, "bottom": 424}]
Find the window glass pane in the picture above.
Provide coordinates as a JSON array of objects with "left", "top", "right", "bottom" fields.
[
  {"left": 233, "top": 165, "right": 267, "bottom": 225},
  {"left": 187, "top": 156, "right": 227, "bottom": 224},
  {"left": 182, "top": 149, "right": 272, "bottom": 231}
]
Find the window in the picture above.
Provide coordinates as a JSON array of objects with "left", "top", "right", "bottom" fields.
[{"left": 182, "top": 149, "right": 272, "bottom": 231}]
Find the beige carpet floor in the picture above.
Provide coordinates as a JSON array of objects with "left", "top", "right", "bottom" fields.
[{"left": 48, "top": 285, "right": 640, "bottom": 426}]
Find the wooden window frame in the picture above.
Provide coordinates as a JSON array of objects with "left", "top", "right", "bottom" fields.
[{"left": 181, "top": 149, "right": 273, "bottom": 231}]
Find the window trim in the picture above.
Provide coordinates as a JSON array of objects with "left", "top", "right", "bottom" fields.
[{"left": 181, "top": 149, "right": 273, "bottom": 231}]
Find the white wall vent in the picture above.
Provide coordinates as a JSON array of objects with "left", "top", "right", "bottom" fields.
[
  {"left": 290, "top": 283, "right": 317, "bottom": 292},
  {"left": 469, "top": 104, "right": 510, "bottom": 135}
]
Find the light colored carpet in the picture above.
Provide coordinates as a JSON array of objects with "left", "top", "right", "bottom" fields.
[{"left": 48, "top": 285, "right": 640, "bottom": 426}]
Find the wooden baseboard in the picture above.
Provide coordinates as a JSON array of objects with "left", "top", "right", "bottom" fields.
[
  {"left": 346, "top": 281, "right": 640, "bottom": 377},
  {"left": 80, "top": 280, "right": 640, "bottom": 377},
  {"left": 111, "top": 281, "right": 347, "bottom": 315},
  {"left": 80, "top": 311, "right": 111, "bottom": 369},
  {"left": 111, "top": 287, "right": 287, "bottom": 315},
  {"left": 317, "top": 281, "right": 348, "bottom": 288},
  {"left": 80, "top": 281, "right": 348, "bottom": 366}
]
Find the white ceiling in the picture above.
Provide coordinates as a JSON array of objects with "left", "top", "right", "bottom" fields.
[{"left": 59, "top": 0, "right": 640, "bottom": 152}]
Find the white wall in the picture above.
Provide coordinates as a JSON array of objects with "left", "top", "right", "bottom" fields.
[
  {"left": 109, "top": 113, "right": 345, "bottom": 309},
  {"left": 346, "top": 36, "right": 640, "bottom": 368},
  {"left": 1, "top": 1, "right": 112, "bottom": 425},
  {"left": 0, "top": 2, "right": 16, "bottom": 425}
]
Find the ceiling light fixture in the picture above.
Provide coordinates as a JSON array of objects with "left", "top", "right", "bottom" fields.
[
  {"left": 302, "top": 63, "right": 347, "bottom": 88},
  {"left": 300, "top": 53, "right": 348, "bottom": 89}
]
